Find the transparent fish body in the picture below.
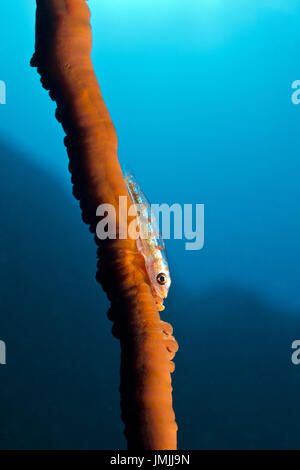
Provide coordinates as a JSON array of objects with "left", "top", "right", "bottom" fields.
[{"left": 124, "top": 172, "right": 171, "bottom": 307}]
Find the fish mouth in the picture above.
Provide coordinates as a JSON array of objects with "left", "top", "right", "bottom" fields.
[
  {"left": 153, "top": 288, "right": 167, "bottom": 301},
  {"left": 158, "top": 288, "right": 168, "bottom": 299}
]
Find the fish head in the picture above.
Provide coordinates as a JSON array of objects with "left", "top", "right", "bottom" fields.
[{"left": 148, "top": 257, "right": 171, "bottom": 300}]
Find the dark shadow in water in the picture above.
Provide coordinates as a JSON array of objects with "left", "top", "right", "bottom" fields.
[
  {"left": 0, "top": 139, "right": 300, "bottom": 449},
  {"left": 0, "top": 139, "right": 125, "bottom": 449},
  {"left": 169, "top": 288, "right": 300, "bottom": 449}
]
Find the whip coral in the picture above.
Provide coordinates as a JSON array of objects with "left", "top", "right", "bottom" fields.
[{"left": 31, "top": 0, "right": 178, "bottom": 450}]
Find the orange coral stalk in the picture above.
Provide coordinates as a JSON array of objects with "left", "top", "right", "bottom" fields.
[{"left": 31, "top": 0, "right": 178, "bottom": 450}]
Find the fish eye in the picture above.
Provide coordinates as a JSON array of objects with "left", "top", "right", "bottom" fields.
[{"left": 156, "top": 272, "right": 167, "bottom": 285}]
